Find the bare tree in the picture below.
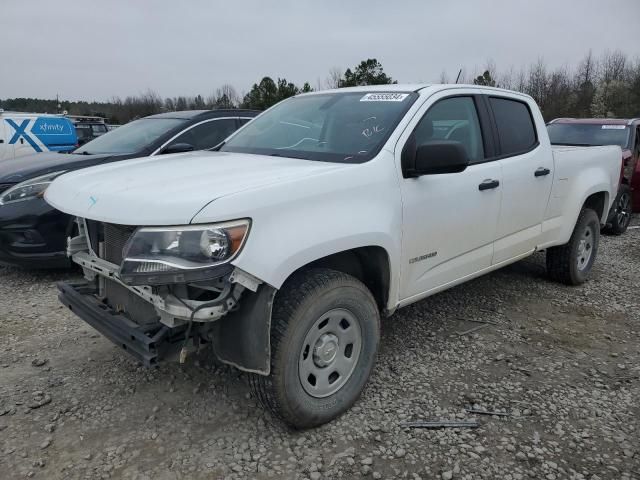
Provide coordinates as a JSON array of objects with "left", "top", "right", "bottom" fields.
[
  {"left": 527, "top": 58, "right": 548, "bottom": 108},
  {"left": 498, "top": 65, "right": 516, "bottom": 90},
  {"left": 207, "top": 84, "right": 239, "bottom": 109},
  {"left": 515, "top": 67, "right": 527, "bottom": 93},
  {"left": 325, "top": 67, "right": 343, "bottom": 89},
  {"left": 600, "top": 49, "right": 627, "bottom": 83}
]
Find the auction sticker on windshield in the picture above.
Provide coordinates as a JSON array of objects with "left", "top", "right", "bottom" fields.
[
  {"left": 360, "top": 93, "right": 409, "bottom": 102},
  {"left": 602, "top": 125, "right": 626, "bottom": 129}
]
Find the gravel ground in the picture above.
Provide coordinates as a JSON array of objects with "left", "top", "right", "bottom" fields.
[{"left": 1, "top": 219, "right": 639, "bottom": 480}]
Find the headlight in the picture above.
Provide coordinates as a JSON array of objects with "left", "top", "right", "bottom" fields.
[
  {"left": 119, "top": 219, "right": 250, "bottom": 285},
  {"left": 0, "top": 171, "right": 66, "bottom": 205}
]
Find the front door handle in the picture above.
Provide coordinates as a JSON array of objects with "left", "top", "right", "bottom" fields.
[
  {"left": 535, "top": 167, "right": 551, "bottom": 177},
  {"left": 478, "top": 179, "right": 500, "bottom": 191}
]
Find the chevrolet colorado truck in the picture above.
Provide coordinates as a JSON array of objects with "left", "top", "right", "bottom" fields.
[{"left": 45, "top": 85, "right": 622, "bottom": 428}]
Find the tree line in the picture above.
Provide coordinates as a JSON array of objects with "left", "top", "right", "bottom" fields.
[
  {"left": 2, "top": 51, "right": 639, "bottom": 124},
  {"left": 461, "top": 50, "right": 640, "bottom": 120}
]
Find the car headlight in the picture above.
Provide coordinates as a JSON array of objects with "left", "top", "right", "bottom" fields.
[
  {"left": 0, "top": 171, "right": 67, "bottom": 205},
  {"left": 119, "top": 219, "right": 250, "bottom": 285}
]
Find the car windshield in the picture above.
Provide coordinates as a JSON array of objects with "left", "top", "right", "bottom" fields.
[
  {"left": 75, "top": 118, "right": 186, "bottom": 154},
  {"left": 91, "top": 124, "right": 108, "bottom": 136},
  {"left": 220, "top": 91, "right": 418, "bottom": 163},
  {"left": 547, "top": 123, "right": 631, "bottom": 149},
  {"left": 75, "top": 125, "right": 91, "bottom": 140}
]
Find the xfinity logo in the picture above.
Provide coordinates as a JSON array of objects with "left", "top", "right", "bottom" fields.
[{"left": 38, "top": 122, "right": 65, "bottom": 133}]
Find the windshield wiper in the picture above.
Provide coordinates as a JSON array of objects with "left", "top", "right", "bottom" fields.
[{"left": 270, "top": 152, "right": 310, "bottom": 160}]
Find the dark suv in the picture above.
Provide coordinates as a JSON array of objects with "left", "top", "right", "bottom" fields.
[
  {"left": 547, "top": 118, "right": 640, "bottom": 234},
  {"left": 0, "top": 109, "right": 259, "bottom": 268}
]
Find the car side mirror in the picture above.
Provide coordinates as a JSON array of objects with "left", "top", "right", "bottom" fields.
[
  {"left": 403, "top": 140, "right": 469, "bottom": 177},
  {"left": 162, "top": 143, "right": 195, "bottom": 154}
]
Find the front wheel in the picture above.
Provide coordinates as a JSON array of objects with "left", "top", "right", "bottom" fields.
[
  {"left": 546, "top": 208, "right": 600, "bottom": 285},
  {"left": 249, "top": 268, "right": 380, "bottom": 428},
  {"left": 604, "top": 184, "right": 632, "bottom": 235}
]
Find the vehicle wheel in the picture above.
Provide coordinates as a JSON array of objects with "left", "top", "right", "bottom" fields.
[
  {"left": 604, "top": 184, "right": 632, "bottom": 235},
  {"left": 249, "top": 268, "right": 380, "bottom": 428},
  {"left": 546, "top": 208, "right": 600, "bottom": 285}
]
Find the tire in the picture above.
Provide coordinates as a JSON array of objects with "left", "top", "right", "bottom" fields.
[
  {"left": 604, "top": 184, "right": 632, "bottom": 235},
  {"left": 546, "top": 208, "right": 600, "bottom": 285},
  {"left": 249, "top": 268, "right": 380, "bottom": 429}
]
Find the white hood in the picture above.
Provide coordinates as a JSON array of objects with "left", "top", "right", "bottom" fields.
[{"left": 45, "top": 151, "right": 346, "bottom": 225}]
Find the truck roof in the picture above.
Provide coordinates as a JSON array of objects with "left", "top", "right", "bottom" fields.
[
  {"left": 299, "top": 83, "right": 534, "bottom": 101},
  {"left": 549, "top": 117, "right": 640, "bottom": 126},
  {"left": 0, "top": 110, "right": 67, "bottom": 117}
]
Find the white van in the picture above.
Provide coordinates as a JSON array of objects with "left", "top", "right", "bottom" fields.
[{"left": 0, "top": 111, "right": 78, "bottom": 162}]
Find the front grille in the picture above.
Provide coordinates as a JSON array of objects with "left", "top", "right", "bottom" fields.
[
  {"left": 104, "top": 223, "right": 135, "bottom": 264},
  {"left": 83, "top": 221, "right": 135, "bottom": 264},
  {"left": 0, "top": 184, "right": 14, "bottom": 195},
  {"left": 85, "top": 221, "right": 156, "bottom": 325}
]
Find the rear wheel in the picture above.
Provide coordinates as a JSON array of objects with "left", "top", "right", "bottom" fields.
[
  {"left": 546, "top": 208, "right": 600, "bottom": 285},
  {"left": 249, "top": 268, "right": 380, "bottom": 428},
  {"left": 604, "top": 184, "right": 632, "bottom": 235}
]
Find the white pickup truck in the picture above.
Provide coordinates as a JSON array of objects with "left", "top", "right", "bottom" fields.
[{"left": 45, "top": 85, "right": 621, "bottom": 428}]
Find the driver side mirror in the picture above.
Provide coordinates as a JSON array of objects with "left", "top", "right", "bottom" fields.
[
  {"left": 162, "top": 143, "right": 195, "bottom": 154},
  {"left": 403, "top": 140, "right": 469, "bottom": 177}
]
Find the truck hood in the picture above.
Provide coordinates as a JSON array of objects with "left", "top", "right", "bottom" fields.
[
  {"left": 0, "top": 151, "right": 129, "bottom": 184},
  {"left": 45, "top": 151, "right": 347, "bottom": 225}
]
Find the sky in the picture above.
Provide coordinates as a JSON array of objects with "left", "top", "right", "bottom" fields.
[{"left": 2, "top": 0, "right": 639, "bottom": 102}]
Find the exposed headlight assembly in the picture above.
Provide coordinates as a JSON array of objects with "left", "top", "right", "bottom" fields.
[
  {"left": 119, "top": 219, "right": 250, "bottom": 285},
  {"left": 0, "top": 171, "right": 66, "bottom": 205}
]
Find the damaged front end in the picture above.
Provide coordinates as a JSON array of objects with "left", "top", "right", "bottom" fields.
[{"left": 58, "top": 218, "right": 275, "bottom": 373}]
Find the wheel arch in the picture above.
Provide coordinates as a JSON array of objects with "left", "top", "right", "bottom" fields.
[
  {"left": 282, "top": 246, "right": 393, "bottom": 314},
  {"left": 211, "top": 245, "right": 395, "bottom": 377},
  {"left": 582, "top": 190, "right": 609, "bottom": 224}
]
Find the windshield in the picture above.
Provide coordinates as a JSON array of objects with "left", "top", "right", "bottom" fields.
[
  {"left": 220, "top": 91, "right": 418, "bottom": 163},
  {"left": 547, "top": 123, "right": 631, "bottom": 149},
  {"left": 75, "top": 118, "right": 186, "bottom": 154},
  {"left": 91, "top": 124, "right": 108, "bottom": 136},
  {"left": 75, "top": 125, "right": 92, "bottom": 140}
]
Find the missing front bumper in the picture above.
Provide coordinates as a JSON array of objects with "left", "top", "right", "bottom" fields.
[
  {"left": 57, "top": 281, "right": 186, "bottom": 367},
  {"left": 58, "top": 280, "right": 277, "bottom": 374}
]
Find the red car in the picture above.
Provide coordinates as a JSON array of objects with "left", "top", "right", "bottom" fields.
[{"left": 547, "top": 117, "right": 640, "bottom": 234}]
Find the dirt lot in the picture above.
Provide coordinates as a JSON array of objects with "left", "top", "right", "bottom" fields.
[{"left": 1, "top": 221, "right": 639, "bottom": 480}]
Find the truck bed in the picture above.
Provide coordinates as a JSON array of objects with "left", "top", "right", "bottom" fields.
[{"left": 538, "top": 145, "right": 622, "bottom": 248}]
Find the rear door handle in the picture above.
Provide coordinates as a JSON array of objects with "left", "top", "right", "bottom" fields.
[
  {"left": 478, "top": 179, "right": 500, "bottom": 191},
  {"left": 535, "top": 167, "right": 551, "bottom": 177}
]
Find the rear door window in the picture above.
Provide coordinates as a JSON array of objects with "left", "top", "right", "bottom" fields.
[{"left": 489, "top": 97, "right": 537, "bottom": 156}]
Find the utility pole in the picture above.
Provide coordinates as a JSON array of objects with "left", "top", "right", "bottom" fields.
[{"left": 56, "top": 94, "right": 61, "bottom": 114}]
